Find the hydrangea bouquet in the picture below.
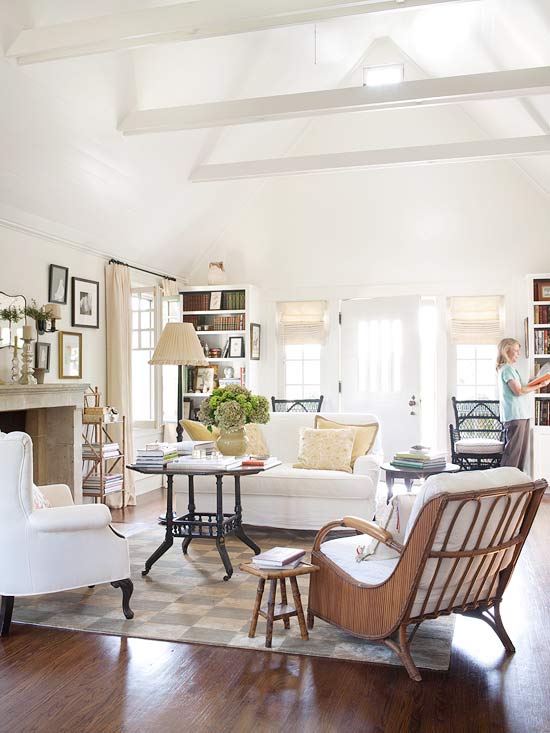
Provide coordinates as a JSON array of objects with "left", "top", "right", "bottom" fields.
[{"left": 198, "top": 384, "right": 270, "bottom": 433}]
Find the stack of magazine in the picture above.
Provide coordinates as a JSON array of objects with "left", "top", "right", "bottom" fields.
[
  {"left": 251, "top": 547, "right": 306, "bottom": 570},
  {"left": 136, "top": 444, "right": 178, "bottom": 468},
  {"left": 391, "top": 445, "right": 447, "bottom": 470}
]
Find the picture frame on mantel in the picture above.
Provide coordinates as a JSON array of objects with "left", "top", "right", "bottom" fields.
[
  {"left": 59, "top": 331, "right": 82, "bottom": 379},
  {"left": 72, "top": 277, "right": 99, "bottom": 329},
  {"left": 35, "top": 341, "right": 51, "bottom": 372}
]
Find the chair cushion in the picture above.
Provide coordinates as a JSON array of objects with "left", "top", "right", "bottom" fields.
[
  {"left": 455, "top": 438, "right": 504, "bottom": 455},
  {"left": 293, "top": 427, "right": 355, "bottom": 473},
  {"left": 320, "top": 534, "right": 399, "bottom": 584},
  {"left": 315, "top": 416, "right": 378, "bottom": 466}
]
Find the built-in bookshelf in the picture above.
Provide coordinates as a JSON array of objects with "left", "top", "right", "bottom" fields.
[
  {"left": 528, "top": 275, "right": 550, "bottom": 482},
  {"left": 180, "top": 284, "right": 260, "bottom": 417}
]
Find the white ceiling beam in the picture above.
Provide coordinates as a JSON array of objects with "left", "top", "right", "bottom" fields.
[
  {"left": 190, "top": 135, "right": 550, "bottom": 181},
  {"left": 120, "top": 67, "right": 550, "bottom": 135},
  {"left": 7, "top": 0, "right": 479, "bottom": 65}
]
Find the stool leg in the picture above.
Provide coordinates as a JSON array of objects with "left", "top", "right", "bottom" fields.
[
  {"left": 280, "top": 578, "right": 290, "bottom": 629},
  {"left": 265, "top": 579, "right": 277, "bottom": 648},
  {"left": 307, "top": 609, "right": 314, "bottom": 630},
  {"left": 249, "top": 578, "right": 265, "bottom": 639},
  {"left": 290, "top": 577, "right": 308, "bottom": 641}
]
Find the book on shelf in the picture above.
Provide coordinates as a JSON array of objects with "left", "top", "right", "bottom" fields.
[{"left": 251, "top": 547, "right": 306, "bottom": 568}]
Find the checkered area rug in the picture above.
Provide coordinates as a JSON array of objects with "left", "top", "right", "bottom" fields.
[{"left": 12, "top": 525, "right": 454, "bottom": 671}]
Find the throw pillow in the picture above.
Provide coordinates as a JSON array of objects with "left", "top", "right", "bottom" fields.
[
  {"left": 356, "top": 492, "right": 417, "bottom": 562},
  {"left": 315, "top": 416, "right": 378, "bottom": 467},
  {"left": 293, "top": 427, "right": 355, "bottom": 473},
  {"left": 180, "top": 419, "right": 215, "bottom": 442},
  {"left": 32, "top": 484, "right": 51, "bottom": 510},
  {"left": 245, "top": 423, "right": 269, "bottom": 456}
]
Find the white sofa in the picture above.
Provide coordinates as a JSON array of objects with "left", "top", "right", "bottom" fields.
[{"left": 179, "top": 412, "right": 382, "bottom": 530}]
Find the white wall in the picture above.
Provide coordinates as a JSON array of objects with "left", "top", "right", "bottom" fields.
[{"left": 0, "top": 224, "right": 106, "bottom": 391}]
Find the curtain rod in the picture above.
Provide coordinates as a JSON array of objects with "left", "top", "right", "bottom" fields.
[{"left": 108, "top": 258, "right": 177, "bottom": 282}]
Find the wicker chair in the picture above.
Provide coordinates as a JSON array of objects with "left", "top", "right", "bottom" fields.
[
  {"left": 449, "top": 398, "right": 505, "bottom": 470},
  {"left": 271, "top": 396, "right": 324, "bottom": 412},
  {"left": 307, "top": 468, "right": 546, "bottom": 681}
]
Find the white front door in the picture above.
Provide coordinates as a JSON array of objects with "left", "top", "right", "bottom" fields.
[{"left": 340, "top": 296, "right": 421, "bottom": 461}]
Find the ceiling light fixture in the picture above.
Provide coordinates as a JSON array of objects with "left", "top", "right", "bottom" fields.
[{"left": 363, "top": 63, "right": 404, "bottom": 87}]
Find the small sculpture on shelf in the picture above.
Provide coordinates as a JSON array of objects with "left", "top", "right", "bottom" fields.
[{"left": 208, "top": 261, "right": 227, "bottom": 285}]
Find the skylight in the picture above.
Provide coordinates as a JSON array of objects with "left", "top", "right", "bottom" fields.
[{"left": 363, "top": 64, "right": 404, "bottom": 87}]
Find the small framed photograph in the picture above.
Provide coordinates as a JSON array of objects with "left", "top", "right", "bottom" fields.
[
  {"left": 209, "top": 291, "right": 222, "bottom": 310},
  {"left": 194, "top": 366, "right": 216, "bottom": 393},
  {"left": 250, "top": 323, "right": 261, "bottom": 360},
  {"left": 72, "top": 277, "right": 99, "bottom": 329},
  {"left": 35, "top": 342, "right": 51, "bottom": 372},
  {"left": 228, "top": 336, "right": 245, "bottom": 358},
  {"left": 49, "top": 265, "right": 69, "bottom": 304},
  {"left": 58, "top": 331, "right": 82, "bottom": 379},
  {"left": 524, "top": 317, "right": 530, "bottom": 358},
  {"left": 535, "top": 281, "right": 550, "bottom": 301}
]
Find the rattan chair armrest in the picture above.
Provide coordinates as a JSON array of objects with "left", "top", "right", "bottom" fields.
[{"left": 312, "top": 516, "right": 404, "bottom": 553}]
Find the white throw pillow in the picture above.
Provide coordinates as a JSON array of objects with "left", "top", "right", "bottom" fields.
[{"left": 32, "top": 484, "right": 51, "bottom": 510}]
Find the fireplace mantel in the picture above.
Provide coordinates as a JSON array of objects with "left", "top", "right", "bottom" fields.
[{"left": 0, "top": 383, "right": 89, "bottom": 502}]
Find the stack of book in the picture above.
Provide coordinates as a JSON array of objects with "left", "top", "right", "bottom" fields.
[
  {"left": 251, "top": 547, "right": 306, "bottom": 570},
  {"left": 241, "top": 457, "right": 281, "bottom": 469},
  {"left": 83, "top": 474, "right": 123, "bottom": 495},
  {"left": 82, "top": 442, "right": 120, "bottom": 460},
  {"left": 168, "top": 455, "right": 243, "bottom": 470},
  {"left": 176, "top": 440, "right": 216, "bottom": 456},
  {"left": 136, "top": 444, "right": 178, "bottom": 468},
  {"left": 391, "top": 446, "right": 447, "bottom": 470}
]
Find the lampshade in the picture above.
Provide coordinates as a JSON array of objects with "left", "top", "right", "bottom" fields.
[
  {"left": 149, "top": 322, "right": 208, "bottom": 366},
  {"left": 44, "top": 303, "right": 62, "bottom": 320}
]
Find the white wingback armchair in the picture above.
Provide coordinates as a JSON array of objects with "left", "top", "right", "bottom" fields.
[{"left": 0, "top": 431, "right": 134, "bottom": 635}]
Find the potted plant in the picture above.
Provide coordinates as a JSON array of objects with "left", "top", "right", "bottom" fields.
[{"left": 198, "top": 384, "right": 270, "bottom": 456}]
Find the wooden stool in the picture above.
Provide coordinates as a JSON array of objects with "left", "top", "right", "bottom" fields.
[{"left": 239, "top": 562, "right": 319, "bottom": 648}]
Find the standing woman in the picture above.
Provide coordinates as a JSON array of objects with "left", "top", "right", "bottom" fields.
[{"left": 496, "top": 338, "right": 550, "bottom": 469}]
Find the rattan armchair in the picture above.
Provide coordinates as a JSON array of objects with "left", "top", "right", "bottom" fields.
[{"left": 307, "top": 468, "right": 546, "bottom": 681}]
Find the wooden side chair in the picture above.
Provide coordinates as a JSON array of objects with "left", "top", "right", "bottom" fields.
[
  {"left": 307, "top": 467, "right": 546, "bottom": 681},
  {"left": 271, "top": 396, "right": 324, "bottom": 412}
]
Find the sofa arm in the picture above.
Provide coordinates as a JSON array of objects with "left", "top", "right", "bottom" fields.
[
  {"left": 29, "top": 504, "right": 112, "bottom": 533},
  {"left": 39, "top": 483, "right": 74, "bottom": 507},
  {"left": 353, "top": 453, "right": 382, "bottom": 485}
]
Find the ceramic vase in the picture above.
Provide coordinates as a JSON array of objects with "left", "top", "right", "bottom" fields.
[
  {"left": 217, "top": 427, "right": 248, "bottom": 456},
  {"left": 208, "top": 261, "right": 227, "bottom": 285}
]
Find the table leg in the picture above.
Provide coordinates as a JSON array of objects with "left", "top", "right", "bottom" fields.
[
  {"left": 404, "top": 478, "right": 414, "bottom": 493},
  {"left": 249, "top": 578, "right": 265, "bottom": 638},
  {"left": 386, "top": 474, "right": 395, "bottom": 503},
  {"left": 216, "top": 475, "right": 233, "bottom": 581},
  {"left": 142, "top": 475, "right": 174, "bottom": 576},
  {"left": 280, "top": 578, "right": 290, "bottom": 629},
  {"left": 265, "top": 579, "right": 277, "bottom": 648},
  {"left": 233, "top": 475, "right": 261, "bottom": 555},
  {"left": 181, "top": 475, "right": 195, "bottom": 555},
  {"left": 290, "top": 576, "right": 308, "bottom": 641}
]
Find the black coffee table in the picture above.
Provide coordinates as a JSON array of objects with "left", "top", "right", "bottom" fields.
[
  {"left": 127, "top": 462, "right": 280, "bottom": 581},
  {"left": 381, "top": 462, "right": 460, "bottom": 502}
]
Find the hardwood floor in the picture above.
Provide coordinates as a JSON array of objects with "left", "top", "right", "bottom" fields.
[{"left": 1, "top": 492, "right": 549, "bottom": 733}]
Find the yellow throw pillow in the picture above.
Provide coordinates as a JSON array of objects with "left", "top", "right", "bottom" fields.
[
  {"left": 293, "top": 427, "right": 355, "bottom": 473},
  {"left": 180, "top": 419, "right": 214, "bottom": 441},
  {"left": 245, "top": 423, "right": 269, "bottom": 456},
  {"left": 315, "top": 416, "right": 378, "bottom": 466}
]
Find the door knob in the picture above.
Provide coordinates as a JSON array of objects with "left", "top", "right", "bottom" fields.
[{"left": 409, "top": 395, "right": 417, "bottom": 415}]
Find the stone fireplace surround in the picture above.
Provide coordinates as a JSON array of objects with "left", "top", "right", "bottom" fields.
[{"left": 0, "top": 384, "right": 88, "bottom": 503}]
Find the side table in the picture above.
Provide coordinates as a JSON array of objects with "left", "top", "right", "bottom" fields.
[
  {"left": 240, "top": 561, "right": 319, "bottom": 648},
  {"left": 381, "top": 462, "right": 461, "bottom": 502}
]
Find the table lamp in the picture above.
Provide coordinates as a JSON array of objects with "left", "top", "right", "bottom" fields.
[{"left": 149, "top": 322, "right": 208, "bottom": 442}]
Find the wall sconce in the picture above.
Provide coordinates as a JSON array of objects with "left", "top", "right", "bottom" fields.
[{"left": 37, "top": 303, "right": 61, "bottom": 334}]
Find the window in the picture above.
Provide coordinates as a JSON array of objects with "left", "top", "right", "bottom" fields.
[
  {"left": 362, "top": 63, "right": 404, "bottom": 87},
  {"left": 131, "top": 288, "right": 156, "bottom": 425},
  {"left": 284, "top": 344, "right": 321, "bottom": 399},
  {"left": 161, "top": 297, "right": 181, "bottom": 424},
  {"left": 456, "top": 344, "right": 497, "bottom": 400}
]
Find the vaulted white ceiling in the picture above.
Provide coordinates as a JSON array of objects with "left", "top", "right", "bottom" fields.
[{"left": 1, "top": 0, "right": 549, "bottom": 279}]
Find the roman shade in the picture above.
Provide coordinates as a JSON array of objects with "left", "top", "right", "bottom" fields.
[
  {"left": 448, "top": 296, "right": 504, "bottom": 344},
  {"left": 277, "top": 300, "right": 328, "bottom": 346}
]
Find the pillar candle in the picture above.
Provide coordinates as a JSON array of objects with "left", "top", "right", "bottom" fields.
[{"left": 22, "top": 325, "right": 33, "bottom": 340}]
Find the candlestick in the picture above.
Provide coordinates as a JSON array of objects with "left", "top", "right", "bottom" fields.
[
  {"left": 18, "top": 337, "right": 37, "bottom": 385},
  {"left": 11, "top": 337, "right": 20, "bottom": 383}
]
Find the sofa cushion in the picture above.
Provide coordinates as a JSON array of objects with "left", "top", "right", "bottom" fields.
[
  {"left": 315, "top": 415, "right": 378, "bottom": 466},
  {"left": 455, "top": 438, "right": 504, "bottom": 455},
  {"left": 293, "top": 427, "right": 355, "bottom": 473}
]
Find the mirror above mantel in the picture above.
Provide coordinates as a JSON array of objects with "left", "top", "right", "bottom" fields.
[{"left": 0, "top": 291, "right": 27, "bottom": 348}]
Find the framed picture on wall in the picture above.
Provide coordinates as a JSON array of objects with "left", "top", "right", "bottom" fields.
[
  {"left": 49, "top": 265, "right": 69, "bottom": 305},
  {"left": 228, "top": 336, "right": 245, "bottom": 358},
  {"left": 35, "top": 341, "right": 51, "bottom": 372},
  {"left": 535, "top": 280, "right": 550, "bottom": 301},
  {"left": 250, "top": 323, "right": 261, "bottom": 360},
  {"left": 58, "top": 331, "right": 82, "bottom": 379},
  {"left": 72, "top": 277, "right": 99, "bottom": 328}
]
